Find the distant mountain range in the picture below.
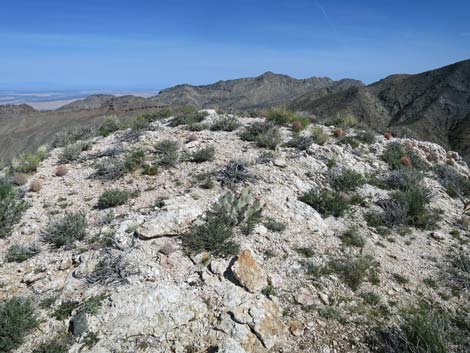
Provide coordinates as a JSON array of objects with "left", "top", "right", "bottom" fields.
[{"left": 0, "top": 60, "right": 469, "bottom": 163}]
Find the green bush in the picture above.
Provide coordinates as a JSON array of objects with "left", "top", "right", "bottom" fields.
[
  {"left": 10, "top": 147, "right": 48, "bottom": 174},
  {"left": 32, "top": 335, "right": 71, "bottom": 353},
  {"left": 382, "top": 142, "right": 428, "bottom": 170},
  {"left": 93, "top": 157, "right": 126, "bottom": 180},
  {"left": 299, "top": 190, "right": 351, "bottom": 218},
  {"left": 210, "top": 116, "right": 241, "bottom": 131},
  {"left": 263, "top": 218, "right": 287, "bottom": 232},
  {"left": 333, "top": 113, "right": 358, "bottom": 128},
  {"left": 286, "top": 135, "right": 313, "bottom": 151},
  {"left": 374, "top": 303, "right": 469, "bottom": 353},
  {"left": 325, "top": 254, "right": 380, "bottom": 290},
  {"left": 43, "top": 212, "right": 87, "bottom": 249},
  {"left": 5, "top": 243, "right": 40, "bottom": 263},
  {"left": 216, "top": 160, "right": 254, "bottom": 187},
  {"left": 190, "top": 146, "right": 216, "bottom": 163},
  {"left": 155, "top": 140, "right": 179, "bottom": 167},
  {"left": 98, "top": 116, "right": 122, "bottom": 137},
  {"left": 356, "top": 130, "right": 376, "bottom": 144},
  {"left": 310, "top": 127, "right": 329, "bottom": 145},
  {"left": 0, "top": 178, "right": 28, "bottom": 238},
  {"left": 169, "top": 111, "right": 207, "bottom": 127},
  {"left": 53, "top": 127, "right": 95, "bottom": 148},
  {"left": 59, "top": 141, "right": 91, "bottom": 163},
  {"left": 435, "top": 165, "right": 470, "bottom": 200},
  {"left": 444, "top": 251, "right": 470, "bottom": 292},
  {"left": 0, "top": 297, "right": 38, "bottom": 353},
  {"left": 331, "top": 169, "right": 366, "bottom": 192},
  {"left": 52, "top": 301, "right": 79, "bottom": 320},
  {"left": 385, "top": 168, "right": 424, "bottom": 191},
  {"left": 124, "top": 148, "right": 146, "bottom": 172},
  {"left": 341, "top": 227, "right": 366, "bottom": 248},
  {"left": 256, "top": 126, "right": 283, "bottom": 150},
  {"left": 266, "top": 108, "right": 293, "bottom": 125},
  {"left": 97, "top": 189, "right": 134, "bottom": 209},
  {"left": 239, "top": 121, "right": 274, "bottom": 142}
]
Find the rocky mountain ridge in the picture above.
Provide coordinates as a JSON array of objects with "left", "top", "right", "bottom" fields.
[{"left": 1, "top": 110, "right": 469, "bottom": 353}]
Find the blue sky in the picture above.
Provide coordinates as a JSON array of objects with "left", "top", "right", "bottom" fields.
[{"left": 0, "top": 0, "right": 469, "bottom": 90}]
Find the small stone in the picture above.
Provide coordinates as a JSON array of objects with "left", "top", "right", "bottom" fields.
[
  {"left": 210, "top": 259, "right": 228, "bottom": 276},
  {"left": 59, "top": 258, "right": 73, "bottom": 270},
  {"left": 399, "top": 156, "right": 412, "bottom": 167},
  {"left": 273, "top": 159, "right": 287, "bottom": 168},
  {"left": 318, "top": 292, "right": 329, "bottom": 305},
  {"left": 333, "top": 128, "right": 345, "bottom": 138},
  {"left": 289, "top": 320, "right": 304, "bottom": 336},
  {"left": 430, "top": 231, "right": 445, "bottom": 241},
  {"left": 69, "top": 310, "right": 88, "bottom": 337},
  {"left": 295, "top": 288, "right": 318, "bottom": 306},
  {"left": 231, "top": 249, "right": 267, "bottom": 293},
  {"left": 254, "top": 224, "right": 268, "bottom": 236}
]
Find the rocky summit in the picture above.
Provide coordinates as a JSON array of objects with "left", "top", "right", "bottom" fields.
[{"left": 0, "top": 109, "right": 469, "bottom": 353}]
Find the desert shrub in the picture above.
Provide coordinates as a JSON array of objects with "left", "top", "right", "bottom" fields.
[
  {"left": 210, "top": 116, "right": 241, "bottom": 131},
  {"left": 52, "top": 301, "right": 79, "bottom": 320},
  {"left": 142, "top": 163, "right": 159, "bottom": 176},
  {"left": 97, "top": 189, "right": 135, "bottom": 209},
  {"left": 43, "top": 212, "right": 87, "bottom": 249},
  {"left": 10, "top": 146, "right": 48, "bottom": 174},
  {"left": 155, "top": 140, "right": 179, "bottom": 167},
  {"left": 435, "top": 165, "right": 470, "bottom": 205},
  {"left": 0, "top": 178, "right": 28, "bottom": 238},
  {"left": 32, "top": 335, "right": 71, "bottom": 353},
  {"left": 0, "top": 297, "right": 38, "bottom": 353},
  {"left": 256, "top": 151, "right": 276, "bottom": 164},
  {"left": 216, "top": 160, "right": 255, "bottom": 187},
  {"left": 239, "top": 121, "right": 275, "bottom": 142},
  {"left": 98, "top": 116, "right": 122, "bottom": 137},
  {"left": 5, "top": 243, "right": 40, "bottom": 263},
  {"left": 183, "top": 189, "right": 262, "bottom": 256},
  {"left": 286, "top": 135, "right": 313, "bottom": 151},
  {"left": 341, "top": 227, "right": 366, "bottom": 248},
  {"left": 263, "top": 217, "right": 287, "bottom": 232},
  {"left": 299, "top": 190, "right": 351, "bottom": 217},
  {"left": 87, "top": 253, "right": 135, "bottom": 286},
  {"left": 190, "top": 146, "right": 216, "bottom": 163},
  {"left": 374, "top": 303, "right": 469, "bottom": 353},
  {"left": 168, "top": 110, "right": 207, "bottom": 127},
  {"left": 296, "top": 247, "right": 315, "bottom": 258},
  {"left": 191, "top": 173, "right": 215, "bottom": 189},
  {"left": 310, "top": 127, "right": 329, "bottom": 145},
  {"left": 356, "top": 130, "right": 376, "bottom": 144},
  {"left": 331, "top": 169, "right": 366, "bottom": 192},
  {"left": 360, "top": 291, "right": 381, "bottom": 306},
  {"left": 266, "top": 108, "right": 293, "bottom": 125},
  {"left": 443, "top": 251, "right": 470, "bottom": 292},
  {"left": 385, "top": 168, "right": 424, "bottom": 191},
  {"left": 338, "top": 136, "right": 360, "bottom": 148},
  {"left": 124, "top": 148, "right": 146, "bottom": 172},
  {"left": 256, "top": 126, "right": 283, "bottom": 150},
  {"left": 92, "top": 157, "right": 126, "bottom": 180},
  {"left": 53, "top": 127, "right": 95, "bottom": 148},
  {"left": 325, "top": 254, "right": 380, "bottom": 290},
  {"left": 59, "top": 141, "right": 91, "bottom": 163},
  {"left": 333, "top": 113, "right": 358, "bottom": 127},
  {"left": 382, "top": 142, "right": 428, "bottom": 170}
]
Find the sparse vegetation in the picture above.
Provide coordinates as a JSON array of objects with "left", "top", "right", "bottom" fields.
[
  {"left": 216, "top": 160, "right": 254, "bottom": 187},
  {"left": 256, "top": 126, "right": 283, "bottom": 150},
  {"left": 169, "top": 110, "right": 207, "bottom": 127},
  {"left": 299, "top": 189, "right": 351, "bottom": 217},
  {"left": 52, "top": 301, "right": 79, "bottom": 320},
  {"left": 0, "top": 297, "right": 38, "bottom": 353},
  {"left": 32, "top": 335, "right": 71, "bottom": 353},
  {"left": 331, "top": 169, "right": 366, "bottom": 192},
  {"left": 155, "top": 140, "right": 179, "bottom": 167},
  {"left": 325, "top": 254, "right": 380, "bottom": 290},
  {"left": 97, "top": 189, "right": 135, "bottom": 209},
  {"left": 59, "top": 141, "right": 91, "bottom": 162},
  {"left": 87, "top": 253, "right": 135, "bottom": 286},
  {"left": 189, "top": 146, "right": 216, "bottom": 163},
  {"left": 98, "top": 116, "right": 123, "bottom": 137},
  {"left": 310, "top": 127, "right": 329, "bottom": 145},
  {"left": 341, "top": 227, "right": 366, "bottom": 248},
  {"left": 443, "top": 250, "right": 470, "bottom": 292},
  {"left": 239, "top": 121, "right": 274, "bottom": 142},
  {"left": 263, "top": 217, "right": 287, "bottom": 232},
  {"left": 5, "top": 243, "right": 40, "bottom": 263},
  {"left": 333, "top": 113, "right": 358, "bottom": 128},
  {"left": 124, "top": 148, "right": 146, "bottom": 172},
  {"left": 210, "top": 116, "right": 240, "bottom": 131},
  {"left": 93, "top": 157, "right": 126, "bottom": 180},
  {"left": 43, "top": 211, "right": 88, "bottom": 249},
  {"left": 286, "top": 135, "right": 313, "bottom": 151},
  {"left": 10, "top": 146, "right": 48, "bottom": 174},
  {"left": 382, "top": 142, "right": 428, "bottom": 170},
  {"left": 0, "top": 178, "right": 28, "bottom": 238}
]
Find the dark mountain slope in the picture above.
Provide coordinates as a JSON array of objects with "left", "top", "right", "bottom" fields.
[{"left": 291, "top": 59, "right": 470, "bottom": 161}]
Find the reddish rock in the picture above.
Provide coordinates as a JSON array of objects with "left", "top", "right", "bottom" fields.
[
  {"left": 231, "top": 249, "right": 267, "bottom": 293},
  {"left": 333, "top": 128, "right": 345, "bottom": 138},
  {"left": 291, "top": 120, "right": 303, "bottom": 132},
  {"left": 399, "top": 156, "right": 412, "bottom": 167},
  {"left": 384, "top": 131, "right": 393, "bottom": 140},
  {"left": 55, "top": 165, "right": 68, "bottom": 177},
  {"left": 187, "top": 134, "right": 198, "bottom": 142}
]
